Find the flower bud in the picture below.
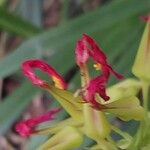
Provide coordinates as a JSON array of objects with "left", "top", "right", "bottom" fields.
[{"left": 132, "top": 20, "right": 150, "bottom": 81}]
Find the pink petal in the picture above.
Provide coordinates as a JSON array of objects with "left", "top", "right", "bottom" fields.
[
  {"left": 83, "top": 34, "right": 123, "bottom": 80},
  {"left": 82, "top": 76, "right": 109, "bottom": 109},
  {"left": 76, "top": 34, "right": 123, "bottom": 109},
  {"left": 85, "top": 76, "right": 109, "bottom": 101},
  {"left": 22, "top": 59, "right": 67, "bottom": 89},
  {"left": 75, "top": 39, "right": 89, "bottom": 66},
  {"left": 15, "top": 108, "right": 61, "bottom": 137},
  {"left": 83, "top": 34, "right": 107, "bottom": 64},
  {"left": 107, "top": 65, "right": 124, "bottom": 79},
  {"left": 15, "top": 122, "right": 33, "bottom": 137}
]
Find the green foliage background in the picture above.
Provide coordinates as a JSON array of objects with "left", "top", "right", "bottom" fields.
[{"left": 0, "top": 0, "right": 150, "bottom": 149}]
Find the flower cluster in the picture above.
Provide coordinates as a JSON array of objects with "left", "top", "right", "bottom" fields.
[{"left": 15, "top": 33, "right": 146, "bottom": 150}]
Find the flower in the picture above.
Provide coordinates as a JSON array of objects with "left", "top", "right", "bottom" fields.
[
  {"left": 75, "top": 34, "right": 123, "bottom": 109},
  {"left": 22, "top": 59, "right": 67, "bottom": 89},
  {"left": 16, "top": 60, "right": 67, "bottom": 137},
  {"left": 15, "top": 108, "right": 61, "bottom": 137},
  {"left": 21, "top": 59, "right": 83, "bottom": 122},
  {"left": 15, "top": 33, "right": 145, "bottom": 149}
]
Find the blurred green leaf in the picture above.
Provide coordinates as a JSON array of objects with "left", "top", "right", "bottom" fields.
[
  {"left": 0, "top": 0, "right": 5, "bottom": 6},
  {"left": 60, "top": 0, "right": 70, "bottom": 23},
  {"left": 0, "top": 42, "right": 42, "bottom": 78},
  {"left": 0, "top": 0, "right": 149, "bottom": 78},
  {"left": 0, "top": 82, "right": 40, "bottom": 134},
  {"left": 0, "top": 7, "right": 41, "bottom": 37}
]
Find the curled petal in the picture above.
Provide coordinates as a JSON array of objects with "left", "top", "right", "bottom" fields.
[
  {"left": 103, "top": 65, "right": 124, "bottom": 80},
  {"left": 22, "top": 59, "right": 67, "bottom": 89},
  {"left": 15, "top": 108, "right": 61, "bottom": 137},
  {"left": 75, "top": 39, "right": 89, "bottom": 66},
  {"left": 83, "top": 34, "right": 123, "bottom": 80},
  {"left": 84, "top": 76, "right": 108, "bottom": 109},
  {"left": 76, "top": 34, "right": 123, "bottom": 79},
  {"left": 75, "top": 34, "right": 123, "bottom": 109},
  {"left": 39, "top": 126, "right": 83, "bottom": 150},
  {"left": 83, "top": 33, "right": 107, "bottom": 65},
  {"left": 86, "top": 76, "right": 109, "bottom": 101}
]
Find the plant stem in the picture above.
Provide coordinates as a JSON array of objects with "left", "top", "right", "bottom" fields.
[
  {"left": 130, "top": 80, "right": 149, "bottom": 149},
  {"left": 80, "top": 64, "right": 90, "bottom": 86},
  {"left": 140, "top": 80, "right": 149, "bottom": 138},
  {"left": 107, "top": 135, "right": 117, "bottom": 147},
  {"left": 142, "top": 80, "right": 149, "bottom": 116},
  {"left": 111, "top": 125, "right": 132, "bottom": 141}
]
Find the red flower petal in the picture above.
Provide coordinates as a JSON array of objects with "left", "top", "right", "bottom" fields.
[
  {"left": 15, "top": 108, "right": 61, "bottom": 137},
  {"left": 106, "top": 65, "right": 124, "bottom": 79},
  {"left": 83, "top": 34, "right": 123, "bottom": 80},
  {"left": 76, "top": 34, "right": 123, "bottom": 109},
  {"left": 22, "top": 59, "right": 67, "bottom": 89},
  {"left": 84, "top": 76, "right": 109, "bottom": 108},
  {"left": 83, "top": 34, "right": 107, "bottom": 65},
  {"left": 75, "top": 39, "right": 89, "bottom": 66}
]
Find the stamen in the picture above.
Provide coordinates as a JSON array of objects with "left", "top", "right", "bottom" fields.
[
  {"left": 52, "top": 76, "right": 65, "bottom": 90},
  {"left": 93, "top": 63, "right": 101, "bottom": 70}
]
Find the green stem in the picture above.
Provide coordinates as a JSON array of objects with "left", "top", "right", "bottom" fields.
[
  {"left": 140, "top": 80, "right": 149, "bottom": 138},
  {"left": 111, "top": 125, "right": 132, "bottom": 141},
  {"left": 142, "top": 80, "right": 149, "bottom": 116},
  {"left": 79, "top": 64, "right": 109, "bottom": 145},
  {"left": 107, "top": 135, "right": 117, "bottom": 147},
  {"left": 97, "top": 139, "right": 112, "bottom": 150},
  {"left": 80, "top": 64, "right": 90, "bottom": 86},
  {"left": 130, "top": 80, "right": 149, "bottom": 149}
]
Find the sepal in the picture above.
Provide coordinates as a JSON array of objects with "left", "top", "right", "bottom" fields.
[
  {"left": 132, "top": 21, "right": 150, "bottom": 81},
  {"left": 83, "top": 105, "right": 111, "bottom": 140},
  {"left": 47, "top": 85, "right": 83, "bottom": 122},
  {"left": 38, "top": 126, "right": 83, "bottom": 150},
  {"left": 104, "top": 96, "right": 144, "bottom": 121},
  {"left": 106, "top": 79, "right": 141, "bottom": 101},
  {"left": 36, "top": 118, "right": 83, "bottom": 135}
]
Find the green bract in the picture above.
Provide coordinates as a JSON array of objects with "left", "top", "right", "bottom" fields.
[{"left": 132, "top": 21, "right": 150, "bottom": 82}]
